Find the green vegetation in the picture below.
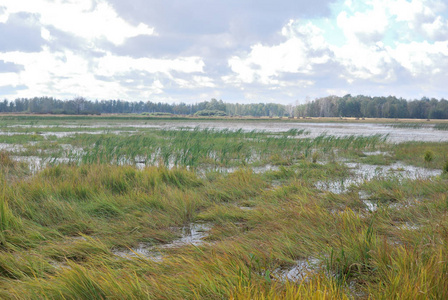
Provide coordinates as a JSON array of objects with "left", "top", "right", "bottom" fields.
[
  {"left": 434, "top": 123, "right": 448, "bottom": 130},
  {"left": 296, "top": 95, "right": 448, "bottom": 119},
  {"left": 424, "top": 150, "right": 434, "bottom": 163},
  {"left": 0, "top": 116, "right": 447, "bottom": 299},
  {"left": 1, "top": 94, "right": 448, "bottom": 119},
  {"left": 386, "top": 123, "right": 424, "bottom": 129},
  {"left": 194, "top": 109, "right": 227, "bottom": 116}
]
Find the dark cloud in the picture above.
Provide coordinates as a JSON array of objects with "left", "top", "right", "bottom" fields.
[
  {"left": 110, "top": 0, "right": 336, "bottom": 34},
  {"left": 107, "top": 0, "right": 336, "bottom": 55},
  {"left": 96, "top": 0, "right": 337, "bottom": 89},
  {"left": 0, "top": 60, "right": 25, "bottom": 73},
  {"left": 0, "top": 12, "right": 45, "bottom": 52},
  {"left": 45, "top": 26, "right": 106, "bottom": 59},
  {"left": 103, "top": 34, "right": 194, "bottom": 58}
]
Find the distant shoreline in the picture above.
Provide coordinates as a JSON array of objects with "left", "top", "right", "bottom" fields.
[{"left": 1, "top": 113, "right": 448, "bottom": 124}]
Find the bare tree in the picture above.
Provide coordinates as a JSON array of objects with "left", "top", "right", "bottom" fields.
[{"left": 74, "top": 97, "right": 86, "bottom": 114}]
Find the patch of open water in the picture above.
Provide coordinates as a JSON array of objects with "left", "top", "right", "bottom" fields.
[
  {"left": 3, "top": 121, "right": 448, "bottom": 142},
  {"left": 0, "top": 143, "right": 25, "bottom": 152},
  {"left": 113, "top": 222, "right": 212, "bottom": 261},
  {"left": 316, "top": 161, "right": 442, "bottom": 194},
  {"left": 200, "top": 164, "right": 279, "bottom": 174},
  {"left": 273, "top": 258, "right": 320, "bottom": 282}
]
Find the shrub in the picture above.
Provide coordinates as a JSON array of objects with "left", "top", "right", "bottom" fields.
[
  {"left": 443, "top": 160, "right": 448, "bottom": 174},
  {"left": 194, "top": 110, "right": 227, "bottom": 117},
  {"left": 424, "top": 150, "right": 434, "bottom": 163}
]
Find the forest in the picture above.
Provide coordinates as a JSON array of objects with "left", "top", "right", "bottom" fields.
[{"left": 0, "top": 94, "right": 447, "bottom": 119}]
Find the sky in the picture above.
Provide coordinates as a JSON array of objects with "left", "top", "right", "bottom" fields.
[{"left": 0, "top": 0, "right": 447, "bottom": 104}]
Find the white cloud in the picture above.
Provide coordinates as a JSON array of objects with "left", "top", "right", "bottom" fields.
[
  {"left": 390, "top": 40, "right": 448, "bottom": 76},
  {"left": 2, "top": 0, "right": 448, "bottom": 102},
  {"left": 174, "top": 76, "right": 216, "bottom": 89},
  {"left": 388, "top": 0, "right": 448, "bottom": 40},
  {"left": 0, "top": 73, "right": 20, "bottom": 86},
  {"left": 0, "top": 47, "right": 206, "bottom": 99},
  {"left": 226, "top": 0, "right": 448, "bottom": 94},
  {"left": 332, "top": 41, "right": 394, "bottom": 81},
  {"left": 0, "top": 48, "right": 96, "bottom": 96},
  {"left": 96, "top": 53, "right": 205, "bottom": 76},
  {"left": 0, "top": 7, "right": 8, "bottom": 23},
  {"left": 421, "top": 15, "right": 448, "bottom": 40},
  {"left": 40, "top": 27, "right": 51, "bottom": 41},
  {"left": 1, "top": 0, "right": 155, "bottom": 45},
  {"left": 337, "top": 2, "right": 389, "bottom": 44},
  {"left": 388, "top": 0, "right": 441, "bottom": 23},
  {"left": 227, "top": 20, "right": 329, "bottom": 85},
  {"left": 331, "top": 0, "right": 448, "bottom": 82}
]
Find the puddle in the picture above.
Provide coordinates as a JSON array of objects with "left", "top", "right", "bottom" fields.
[
  {"left": 398, "top": 222, "right": 420, "bottom": 230},
  {"left": 346, "top": 162, "right": 442, "bottom": 181},
  {"left": 389, "top": 199, "right": 420, "bottom": 210},
  {"left": 238, "top": 206, "right": 254, "bottom": 211},
  {"left": 362, "top": 200, "right": 378, "bottom": 212},
  {"left": 201, "top": 164, "right": 279, "bottom": 174},
  {"left": 160, "top": 223, "right": 211, "bottom": 249},
  {"left": 114, "top": 222, "right": 212, "bottom": 261},
  {"left": 361, "top": 196, "right": 421, "bottom": 213},
  {"left": 363, "top": 151, "right": 390, "bottom": 156},
  {"left": 274, "top": 258, "right": 320, "bottom": 282},
  {"left": 315, "top": 178, "right": 359, "bottom": 194},
  {"left": 113, "top": 245, "right": 163, "bottom": 262},
  {"left": 0, "top": 143, "right": 26, "bottom": 152},
  {"left": 12, "top": 156, "right": 73, "bottom": 174},
  {"left": 316, "top": 162, "right": 442, "bottom": 194}
]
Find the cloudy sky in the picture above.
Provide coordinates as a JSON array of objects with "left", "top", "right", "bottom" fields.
[{"left": 0, "top": 0, "right": 447, "bottom": 104}]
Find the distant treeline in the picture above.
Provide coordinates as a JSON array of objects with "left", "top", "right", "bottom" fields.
[
  {"left": 295, "top": 95, "right": 448, "bottom": 119},
  {"left": 0, "top": 94, "right": 447, "bottom": 119}
]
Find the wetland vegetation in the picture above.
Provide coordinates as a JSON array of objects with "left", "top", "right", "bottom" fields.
[{"left": 0, "top": 115, "right": 447, "bottom": 299}]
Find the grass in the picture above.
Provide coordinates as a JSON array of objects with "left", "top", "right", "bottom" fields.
[
  {"left": 386, "top": 123, "right": 425, "bottom": 129},
  {"left": 434, "top": 123, "right": 448, "bottom": 130},
  {"left": 0, "top": 116, "right": 447, "bottom": 298},
  {"left": 393, "top": 142, "right": 448, "bottom": 169}
]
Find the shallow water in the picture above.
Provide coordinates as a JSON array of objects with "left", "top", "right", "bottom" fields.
[
  {"left": 141, "top": 121, "right": 448, "bottom": 142},
  {"left": 0, "top": 143, "right": 25, "bottom": 152},
  {"left": 274, "top": 258, "right": 320, "bottom": 282},
  {"left": 12, "top": 156, "right": 74, "bottom": 174},
  {"left": 362, "top": 200, "right": 378, "bottom": 212},
  {"left": 398, "top": 222, "right": 420, "bottom": 230},
  {"left": 201, "top": 164, "right": 279, "bottom": 174},
  {"left": 114, "top": 222, "right": 212, "bottom": 261},
  {"left": 316, "top": 161, "right": 442, "bottom": 194},
  {"left": 2, "top": 121, "right": 448, "bottom": 142}
]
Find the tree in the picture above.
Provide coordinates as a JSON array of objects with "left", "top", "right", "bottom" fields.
[
  {"left": 74, "top": 97, "right": 86, "bottom": 114},
  {"left": 206, "top": 99, "right": 226, "bottom": 112}
]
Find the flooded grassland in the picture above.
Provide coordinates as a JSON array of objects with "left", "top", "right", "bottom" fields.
[{"left": 1, "top": 115, "right": 448, "bottom": 299}]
